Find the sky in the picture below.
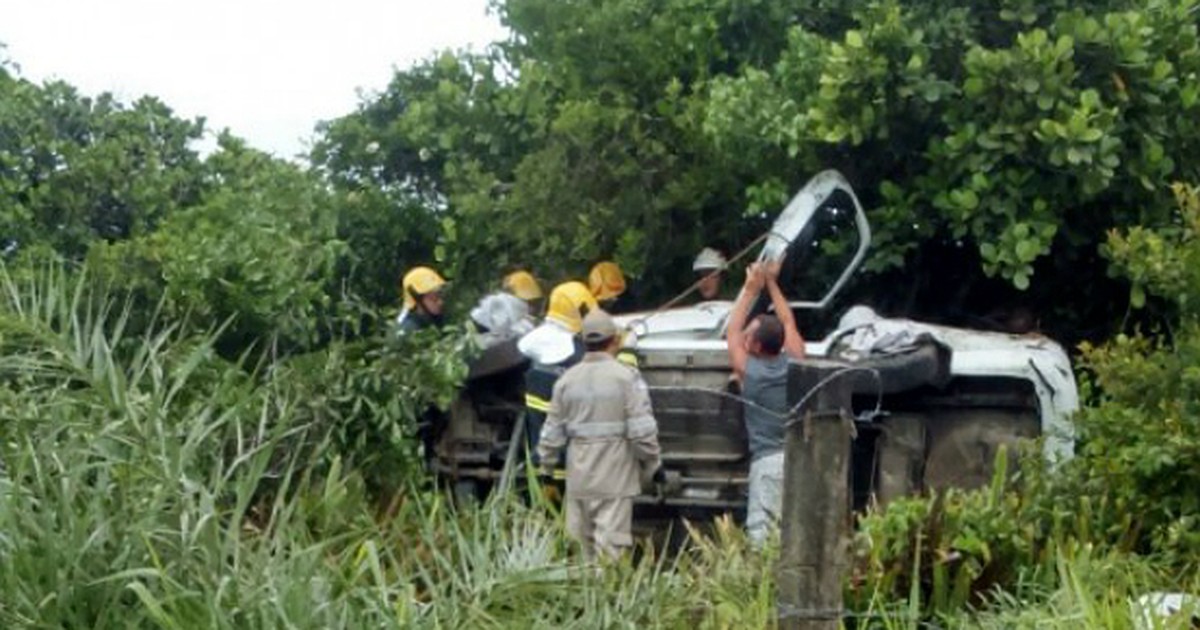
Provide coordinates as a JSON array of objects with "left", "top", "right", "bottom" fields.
[{"left": 1, "top": 0, "right": 508, "bottom": 159}]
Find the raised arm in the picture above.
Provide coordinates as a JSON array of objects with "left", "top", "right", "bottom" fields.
[
  {"left": 765, "top": 262, "right": 806, "bottom": 360},
  {"left": 726, "top": 263, "right": 765, "bottom": 378}
]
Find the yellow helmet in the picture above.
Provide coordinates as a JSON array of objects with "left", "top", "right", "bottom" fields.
[
  {"left": 588, "top": 261, "right": 626, "bottom": 302},
  {"left": 546, "top": 281, "right": 598, "bottom": 333},
  {"left": 503, "top": 270, "right": 543, "bottom": 301},
  {"left": 401, "top": 266, "right": 446, "bottom": 309}
]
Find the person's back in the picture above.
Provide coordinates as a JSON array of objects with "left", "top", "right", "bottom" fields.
[
  {"left": 523, "top": 345, "right": 583, "bottom": 449},
  {"left": 742, "top": 353, "right": 789, "bottom": 461},
  {"left": 519, "top": 281, "right": 595, "bottom": 448},
  {"left": 537, "top": 308, "right": 661, "bottom": 559},
  {"left": 550, "top": 355, "right": 656, "bottom": 498}
]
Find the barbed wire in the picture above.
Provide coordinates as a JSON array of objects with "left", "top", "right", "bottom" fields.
[
  {"left": 645, "top": 385, "right": 793, "bottom": 420},
  {"left": 646, "top": 365, "right": 884, "bottom": 429},
  {"left": 784, "top": 366, "right": 883, "bottom": 428}
]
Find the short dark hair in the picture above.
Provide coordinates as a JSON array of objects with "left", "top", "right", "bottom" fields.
[
  {"left": 585, "top": 338, "right": 613, "bottom": 352},
  {"left": 753, "top": 315, "right": 784, "bottom": 355}
]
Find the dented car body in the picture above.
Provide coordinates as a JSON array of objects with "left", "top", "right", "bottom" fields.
[
  {"left": 617, "top": 302, "right": 1076, "bottom": 509},
  {"left": 437, "top": 170, "right": 1079, "bottom": 511},
  {"left": 616, "top": 170, "right": 1077, "bottom": 510}
]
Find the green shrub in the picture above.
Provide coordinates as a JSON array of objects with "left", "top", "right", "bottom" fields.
[
  {"left": 86, "top": 137, "right": 348, "bottom": 356},
  {"left": 271, "top": 324, "right": 473, "bottom": 501},
  {"left": 0, "top": 260, "right": 785, "bottom": 628},
  {"left": 852, "top": 184, "right": 1200, "bottom": 622},
  {"left": 1064, "top": 182, "right": 1200, "bottom": 564},
  {"left": 850, "top": 448, "right": 1062, "bottom": 618}
]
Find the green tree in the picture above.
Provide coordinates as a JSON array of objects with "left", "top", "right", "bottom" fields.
[
  {"left": 703, "top": 0, "right": 1200, "bottom": 338},
  {"left": 89, "top": 135, "right": 347, "bottom": 355},
  {"left": 311, "top": 53, "right": 484, "bottom": 307},
  {"left": 0, "top": 64, "right": 206, "bottom": 259},
  {"left": 314, "top": 2, "right": 818, "bottom": 299},
  {"left": 1071, "top": 182, "right": 1200, "bottom": 559},
  {"left": 318, "top": 0, "right": 1200, "bottom": 344}
]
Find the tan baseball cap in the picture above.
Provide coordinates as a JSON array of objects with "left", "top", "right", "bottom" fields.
[{"left": 581, "top": 308, "right": 618, "bottom": 343}]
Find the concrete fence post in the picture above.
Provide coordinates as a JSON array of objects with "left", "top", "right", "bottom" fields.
[{"left": 777, "top": 362, "right": 853, "bottom": 630}]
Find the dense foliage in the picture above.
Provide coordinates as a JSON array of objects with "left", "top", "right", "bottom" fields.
[
  {"left": 0, "top": 264, "right": 773, "bottom": 627},
  {"left": 0, "top": 59, "right": 451, "bottom": 353},
  {"left": 316, "top": 0, "right": 1200, "bottom": 344},
  {"left": 3, "top": 0, "right": 1200, "bottom": 623},
  {"left": 0, "top": 68, "right": 206, "bottom": 260},
  {"left": 852, "top": 184, "right": 1200, "bottom": 621}
]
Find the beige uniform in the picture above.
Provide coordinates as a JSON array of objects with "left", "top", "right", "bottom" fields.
[{"left": 537, "top": 352, "right": 661, "bottom": 559}]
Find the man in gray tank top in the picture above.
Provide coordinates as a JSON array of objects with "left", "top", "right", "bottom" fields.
[{"left": 726, "top": 262, "right": 806, "bottom": 547}]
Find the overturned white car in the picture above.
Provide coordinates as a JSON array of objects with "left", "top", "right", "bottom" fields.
[
  {"left": 435, "top": 170, "right": 1078, "bottom": 512},
  {"left": 616, "top": 170, "right": 1077, "bottom": 510}
]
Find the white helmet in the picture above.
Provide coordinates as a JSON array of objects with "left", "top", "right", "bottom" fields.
[
  {"left": 470, "top": 292, "right": 531, "bottom": 337},
  {"left": 693, "top": 247, "right": 727, "bottom": 272}
]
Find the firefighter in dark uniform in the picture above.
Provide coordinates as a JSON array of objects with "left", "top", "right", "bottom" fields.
[{"left": 518, "top": 281, "right": 597, "bottom": 455}]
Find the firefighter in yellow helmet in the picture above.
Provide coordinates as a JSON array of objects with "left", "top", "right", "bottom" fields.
[
  {"left": 396, "top": 266, "right": 450, "bottom": 469},
  {"left": 503, "top": 270, "right": 544, "bottom": 303},
  {"left": 398, "top": 266, "right": 447, "bottom": 334},
  {"left": 544, "top": 281, "right": 598, "bottom": 333},
  {"left": 503, "top": 269, "right": 544, "bottom": 330},
  {"left": 518, "top": 281, "right": 598, "bottom": 464},
  {"left": 588, "top": 261, "right": 628, "bottom": 312}
]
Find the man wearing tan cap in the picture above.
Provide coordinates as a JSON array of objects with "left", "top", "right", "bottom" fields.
[{"left": 537, "top": 308, "right": 663, "bottom": 560}]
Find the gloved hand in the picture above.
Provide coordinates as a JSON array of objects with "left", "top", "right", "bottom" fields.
[
  {"left": 652, "top": 466, "right": 667, "bottom": 485},
  {"left": 531, "top": 453, "right": 553, "bottom": 480},
  {"left": 650, "top": 467, "right": 681, "bottom": 501}
]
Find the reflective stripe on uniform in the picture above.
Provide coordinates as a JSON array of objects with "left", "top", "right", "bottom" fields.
[
  {"left": 525, "top": 393, "right": 552, "bottom": 412},
  {"left": 566, "top": 421, "right": 627, "bottom": 439},
  {"left": 626, "top": 415, "right": 657, "bottom": 439},
  {"left": 616, "top": 350, "right": 640, "bottom": 369}
]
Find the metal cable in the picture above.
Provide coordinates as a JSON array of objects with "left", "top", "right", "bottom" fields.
[
  {"left": 645, "top": 385, "right": 792, "bottom": 420},
  {"left": 783, "top": 366, "right": 884, "bottom": 428},
  {"left": 647, "top": 366, "right": 885, "bottom": 429},
  {"left": 625, "top": 228, "right": 794, "bottom": 332}
]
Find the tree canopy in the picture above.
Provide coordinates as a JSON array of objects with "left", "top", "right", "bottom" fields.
[
  {"left": 3, "top": 7, "right": 1200, "bottom": 625},
  {"left": 315, "top": 0, "right": 1200, "bottom": 344},
  {"left": 5, "top": 0, "right": 1200, "bottom": 345}
]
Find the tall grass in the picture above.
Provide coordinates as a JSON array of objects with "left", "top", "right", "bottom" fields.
[
  {"left": 7, "top": 262, "right": 1191, "bottom": 628},
  {"left": 0, "top": 263, "right": 778, "bottom": 628},
  {"left": 959, "top": 547, "right": 1200, "bottom": 629}
]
